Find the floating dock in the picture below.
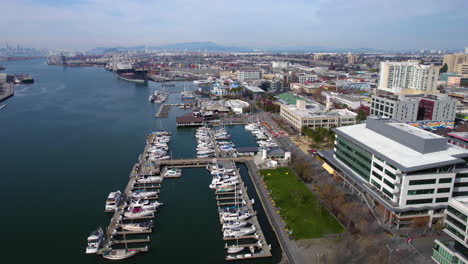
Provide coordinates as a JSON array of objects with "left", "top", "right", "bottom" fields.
[{"left": 209, "top": 161, "right": 272, "bottom": 261}]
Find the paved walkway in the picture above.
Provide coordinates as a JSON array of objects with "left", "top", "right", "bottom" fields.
[{"left": 246, "top": 160, "right": 307, "bottom": 264}]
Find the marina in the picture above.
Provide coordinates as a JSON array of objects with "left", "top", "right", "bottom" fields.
[
  {"left": 207, "top": 160, "right": 272, "bottom": 261},
  {"left": 0, "top": 59, "right": 280, "bottom": 264}
]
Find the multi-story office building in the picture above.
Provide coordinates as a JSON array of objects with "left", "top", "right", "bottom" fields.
[
  {"left": 378, "top": 60, "right": 439, "bottom": 95},
  {"left": 370, "top": 94, "right": 457, "bottom": 122},
  {"left": 432, "top": 198, "right": 468, "bottom": 264},
  {"left": 237, "top": 68, "right": 262, "bottom": 82},
  {"left": 320, "top": 117, "right": 468, "bottom": 228},
  {"left": 443, "top": 54, "right": 468, "bottom": 75},
  {"left": 280, "top": 99, "right": 357, "bottom": 131}
]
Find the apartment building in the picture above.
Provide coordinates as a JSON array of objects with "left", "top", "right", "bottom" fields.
[
  {"left": 370, "top": 94, "right": 457, "bottom": 122},
  {"left": 378, "top": 60, "right": 439, "bottom": 95},
  {"left": 320, "top": 117, "right": 468, "bottom": 228},
  {"left": 298, "top": 74, "right": 317, "bottom": 84}
]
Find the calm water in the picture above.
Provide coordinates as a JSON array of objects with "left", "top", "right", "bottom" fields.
[{"left": 0, "top": 59, "right": 280, "bottom": 263}]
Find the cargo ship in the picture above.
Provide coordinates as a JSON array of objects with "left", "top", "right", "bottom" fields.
[
  {"left": 13, "top": 74, "right": 34, "bottom": 84},
  {"left": 117, "top": 69, "right": 148, "bottom": 83}
]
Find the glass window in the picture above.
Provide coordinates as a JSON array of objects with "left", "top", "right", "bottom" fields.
[
  {"left": 437, "top": 188, "right": 450, "bottom": 193},
  {"left": 457, "top": 173, "right": 468, "bottom": 178},
  {"left": 435, "top": 197, "right": 449, "bottom": 203},
  {"left": 454, "top": 182, "right": 468, "bottom": 187},
  {"left": 453, "top": 191, "right": 468, "bottom": 197},
  {"left": 407, "top": 189, "right": 434, "bottom": 195},
  {"left": 445, "top": 223, "right": 465, "bottom": 241},
  {"left": 447, "top": 206, "right": 468, "bottom": 221},
  {"left": 409, "top": 179, "right": 436, "bottom": 185},
  {"left": 382, "top": 188, "right": 393, "bottom": 199},
  {"left": 371, "top": 180, "right": 381, "bottom": 189},
  {"left": 384, "top": 179, "right": 395, "bottom": 189},
  {"left": 439, "top": 178, "right": 452, "bottom": 184},
  {"left": 384, "top": 169, "right": 396, "bottom": 179},
  {"left": 372, "top": 170, "right": 382, "bottom": 180},
  {"left": 374, "top": 163, "right": 383, "bottom": 171},
  {"left": 406, "top": 198, "right": 433, "bottom": 205}
]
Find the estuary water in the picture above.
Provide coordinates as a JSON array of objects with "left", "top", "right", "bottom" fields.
[{"left": 0, "top": 59, "right": 280, "bottom": 263}]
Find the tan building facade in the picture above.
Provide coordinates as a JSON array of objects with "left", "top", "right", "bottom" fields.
[
  {"left": 280, "top": 100, "right": 357, "bottom": 131},
  {"left": 443, "top": 53, "right": 468, "bottom": 74}
]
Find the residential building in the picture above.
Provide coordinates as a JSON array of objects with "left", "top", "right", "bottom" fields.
[
  {"left": 298, "top": 74, "right": 317, "bottom": 84},
  {"left": 370, "top": 94, "right": 457, "bottom": 122},
  {"left": 347, "top": 52, "right": 357, "bottom": 64},
  {"left": 280, "top": 99, "right": 357, "bottom": 131},
  {"left": 238, "top": 68, "right": 262, "bottom": 82},
  {"left": 378, "top": 60, "right": 440, "bottom": 95},
  {"left": 449, "top": 76, "right": 463, "bottom": 87},
  {"left": 432, "top": 198, "right": 468, "bottom": 264},
  {"left": 443, "top": 54, "right": 468, "bottom": 75},
  {"left": 320, "top": 117, "right": 468, "bottom": 228},
  {"left": 272, "top": 61, "right": 290, "bottom": 69}
]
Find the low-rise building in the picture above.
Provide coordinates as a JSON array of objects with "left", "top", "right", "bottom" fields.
[
  {"left": 323, "top": 92, "right": 370, "bottom": 110},
  {"left": 280, "top": 99, "right": 357, "bottom": 131},
  {"left": 320, "top": 117, "right": 468, "bottom": 228},
  {"left": 298, "top": 74, "right": 317, "bottom": 83},
  {"left": 370, "top": 94, "right": 457, "bottom": 123},
  {"left": 448, "top": 132, "right": 468, "bottom": 149},
  {"left": 238, "top": 68, "right": 262, "bottom": 82},
  {"left": 432, "top": 198, "right": 468, "bottom": 264}
]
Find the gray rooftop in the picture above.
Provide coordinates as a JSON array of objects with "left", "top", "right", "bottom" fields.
[{"left": 335, "top": 118, "right": 468, "bottom": 172}]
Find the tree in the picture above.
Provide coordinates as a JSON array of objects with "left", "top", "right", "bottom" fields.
[
  {"left": 259, "top": 82, "right": 270, "bottom": 92},
  {"left": 340, "top": 202, "right": 362, "bottom": 229},
  {"left": 440, "top": 63, "right": 448, "bottom": 74},
  {"left": 356, "top": 109, "right": 367, "bottom": 122}
]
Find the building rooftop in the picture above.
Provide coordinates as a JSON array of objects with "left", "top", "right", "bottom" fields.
[
  {"left": 283, "top": 103, "right": 357, "bottom": 118},
  {"left": 448, "top": 132, "right": 468, "bottom": 142},
  {"left": 244, "top": 85, "right": 265, "bottom": 93},
  {"left": 335, "top": 120, "right": 468, "bottom": 172},
  {"left": 276, "top": 93, "right": 302, "bottom": 105}
]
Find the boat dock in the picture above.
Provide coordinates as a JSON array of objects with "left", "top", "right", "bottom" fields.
[
  {"left": 155, "top": 104, "right": 172, "bottom": 118},
  {"left": 155, "top": 103, "right": 194, "bottom": 118},
  {"left": 91, "top": 129, "right": 272, "bottom": 261},
  {"left": 209, "top": 161, "right": 272, "bottom": 261}
]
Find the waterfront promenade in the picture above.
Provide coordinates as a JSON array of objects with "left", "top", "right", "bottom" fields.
[{"left": 246, "top": 160, "right": 307, "bottom": 264}]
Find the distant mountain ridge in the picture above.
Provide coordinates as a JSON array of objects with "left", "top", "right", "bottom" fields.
[{"left": 86, "top": 41, "right": 386, "bottom": 54}]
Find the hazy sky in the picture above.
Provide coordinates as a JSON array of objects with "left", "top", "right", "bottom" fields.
[{"left": 1, "top": 0, "right": 467, "bottom": 50}]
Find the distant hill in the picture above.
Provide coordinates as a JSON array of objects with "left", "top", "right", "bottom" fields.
[{"left": 86, "top": 42, "right": 385, "bottom": 54}]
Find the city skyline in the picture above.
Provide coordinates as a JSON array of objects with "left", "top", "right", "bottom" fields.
[{"left": 1, "top": 0, "right": 467, "bottom": 51}]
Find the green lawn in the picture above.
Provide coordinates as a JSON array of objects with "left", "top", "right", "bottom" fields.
[{"left": 260, "top": 167, "right": 344, "bottom": 239}]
